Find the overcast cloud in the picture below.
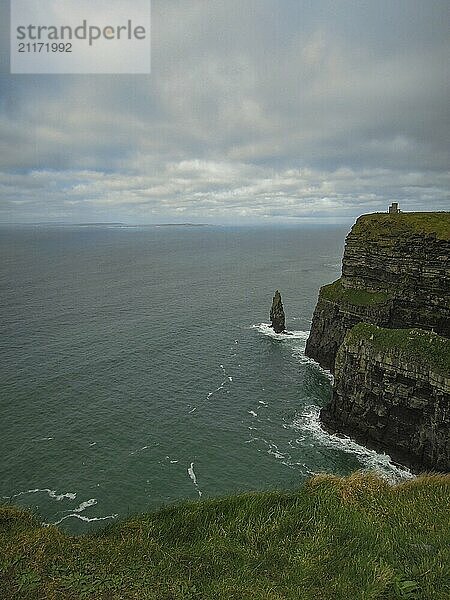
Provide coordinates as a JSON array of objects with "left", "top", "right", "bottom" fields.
[{"left": 0, "top": 0, "right": 449, "bottom": 224}]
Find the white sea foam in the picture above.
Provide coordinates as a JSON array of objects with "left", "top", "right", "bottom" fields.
[
  {"left": 188, "top": 463, "right": 197, "bottom": 484},
  {"left": 248, "top": 410, "right": 257, "bottom": 417},
  {"left": 255, "top": 438, "right": 324, "bottom": 475},
  {"left": 292, "top": 405, "right": 413, "bottom": 482},
  {"left": 51, "top": 512, "right": 117, "bottom": 526},
  {"left": 267, "top": 442, "right": 286, "bottom": 461},
  {"left": 7, "top": 488, "right": 76, "bottom": 501},
  {"left": 288, "top": 437, "right": 305, "bottom": 447},
  {"left": 47, "top": 497, "right": 115, "bottom": 526},
  {"left": 129, "top": 445, "right": 150, "bottom": 456},
  {"left": 254, "top": 323, "right": 333, "bottom": 380},
  {"left": 190, "top": 363, "right": 233, "bottom": 413},
  {"left": 188, "top": 462, "right": 202, "bottom": 497},
  {"left": 165, "top": 456, "right": 179, "bottom": 464},
  {"left": 65, "top": 498, "right": 97, "bottom": 514},
  {"left": 253, "top": 323, "right": 310, "bottom": 341},
  {"left": 291, "top": 348, "right": 333, "bottom": 380}
]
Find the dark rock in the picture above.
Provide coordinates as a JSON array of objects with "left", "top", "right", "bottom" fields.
[
  {"left": 270, "top": 290, "right": 286, "bottom": 333},
  {"left": 305, "top": 212, "right": 450, "bottom": 472},
  {"left": 306, "top": 213, "right": 450, "bottom": 370},
  {"left": 321, "top": 327, "right": 450, "bottom": 472}
]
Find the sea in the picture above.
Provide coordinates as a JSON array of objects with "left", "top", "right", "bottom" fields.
[{"left": 0, "top": 224, "right": 412, "bottom": 534}]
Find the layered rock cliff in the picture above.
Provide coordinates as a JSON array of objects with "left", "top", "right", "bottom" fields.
[
  {"left": 305, "top": 211, "right": 450, "bottom": 472},
  {"left": 305, "top": 213, "right": 450, "bottom": 371},
  {"left": 321, "top": 324, "right": 450, "bottom": 472}
]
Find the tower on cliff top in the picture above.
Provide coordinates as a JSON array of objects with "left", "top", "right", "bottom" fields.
[{"left": 388, "top": 202, "right": 400, "bottom": 214}]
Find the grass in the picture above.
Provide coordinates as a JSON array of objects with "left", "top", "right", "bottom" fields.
[
  {"left": 1, "top": 473, "right": 449, "bottom": 599},
  {"left": 350, "top": 212, "right": 450, "bottom": 241},
  {"left": 320, "top": 278, "right": 390, "bottom": 306},
  {"left": 345, "top": 323, "right": 450, "bottom": 376}
]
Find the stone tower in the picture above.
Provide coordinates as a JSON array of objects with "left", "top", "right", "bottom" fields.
[{"left": 388, "top": 202, "right": 400, "bottom": 214}]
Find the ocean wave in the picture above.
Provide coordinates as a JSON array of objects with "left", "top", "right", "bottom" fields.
[
  {"left": 255, "top": 438, "right": 311, "bottom": 474},
  {"left": 253, "top": 323, "right": 332, "bottom": 381},
  {"left": 66, "top": 498, "right": 97, "bottom": 514},
  {"left": 266, "top": 441, "right": 286, "bottom": 461},
  {"left": 47, "top": 497, "right": 116, "bottom": 526},
  {"left": 253, "top": 323, "right": 310, "bottom": 341},
  {"left": 189, "top": 363, "right": 233, "bottom": 414},
  {"left": 188, "top": 462, "right": 202, "bottom": 497},
  {"left": 130, "top": 445, "right": 150, "bottom": 456},
  {"left": 5, "top": 488, "right": 76, "bottom": 501},
  {"left": 51, "top": 512, "right": 117, "bottom": 526},
  {"left": 291, "top": 348, "right": 333, "bottom": 380},
  {"left": 291, "top": 405, "right": 413, "bottom": 482}
]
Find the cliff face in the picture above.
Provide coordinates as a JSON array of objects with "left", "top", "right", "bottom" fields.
[
  {"left": 305, "top": 213, "right": 450, "bottom": 371},
  {"left": 321, "top": 324, "right": 450, "bottom": 472},
  {"left": 341, "top": 214, "right": 450, "bottom": 335},
  {"left": 304, "top": 289, "right": 392, "bottom": 371},
  {"left": 305, "top": 212, "right": 450, "bottom": 472}
]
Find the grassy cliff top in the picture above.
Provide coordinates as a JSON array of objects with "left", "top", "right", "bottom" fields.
[
  {"left": 346, "top": 323, "right": 450, "bottom": 375},
  {"left": 320, "top": 278, "right": 390, "bottom": 306},
  {"left": 1, "top": 473, "right": 449, "bottom": 599},
  {"left": 350, "top": 212, "right": 450, "bottom": 241}
]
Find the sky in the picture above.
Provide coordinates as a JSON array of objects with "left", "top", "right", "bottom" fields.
[{"left": 0, "top": 0, "right": 449, "bottom": 225}]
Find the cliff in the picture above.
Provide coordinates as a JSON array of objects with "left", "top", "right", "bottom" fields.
[
  {"left": 305, "top": 211, "right": 450, "bottom": 472},
  {"left": 322, "top": 324, "right": 450, "bottom": 472},
  {"left": 305, "top": 212, "right": 450, "bottom": 371}
]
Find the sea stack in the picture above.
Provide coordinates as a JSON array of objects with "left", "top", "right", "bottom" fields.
[{"left": 270, "top": 290, "right": 286, "bottom": 333}]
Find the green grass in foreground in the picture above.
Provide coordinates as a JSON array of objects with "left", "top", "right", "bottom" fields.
[
  {"left": 351, "top": 212, "right": 450, "bottom": 241},
  {"left": 1, "top": 473, "right": 449, "bottom": 599},
  {"left": 346, "top": 323, "right": 450, "bottom": 376},
  {"left": 320, "top": 278, "right": 390, "bottom": 306}
]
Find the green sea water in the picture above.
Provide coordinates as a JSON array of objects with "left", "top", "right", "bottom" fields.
[{"left": 0, "top": 224, "right": 411, "bottom": 533}]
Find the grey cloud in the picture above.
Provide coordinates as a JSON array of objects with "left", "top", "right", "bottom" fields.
[
  {"left": 0, "top": 162, "right": 448, "bottom": 224},
  {"left": 0, "top": 0, "right": 448, "bottom": 222}
]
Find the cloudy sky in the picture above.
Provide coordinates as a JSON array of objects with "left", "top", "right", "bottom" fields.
[{"left": 1, "top": 0, "right": 449, "bottom": 224}]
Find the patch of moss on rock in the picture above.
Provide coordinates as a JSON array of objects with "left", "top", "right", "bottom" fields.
[
  {"left": 346, "top": 323, "right": 450, "bottom": 376},
  {"left": 320, "top": 278, "right": 390, "bottom": 306}
]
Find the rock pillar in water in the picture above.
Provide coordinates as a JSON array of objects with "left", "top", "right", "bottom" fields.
[{"left": 270, "top": 290, "right": 286, "bottom": 333}]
